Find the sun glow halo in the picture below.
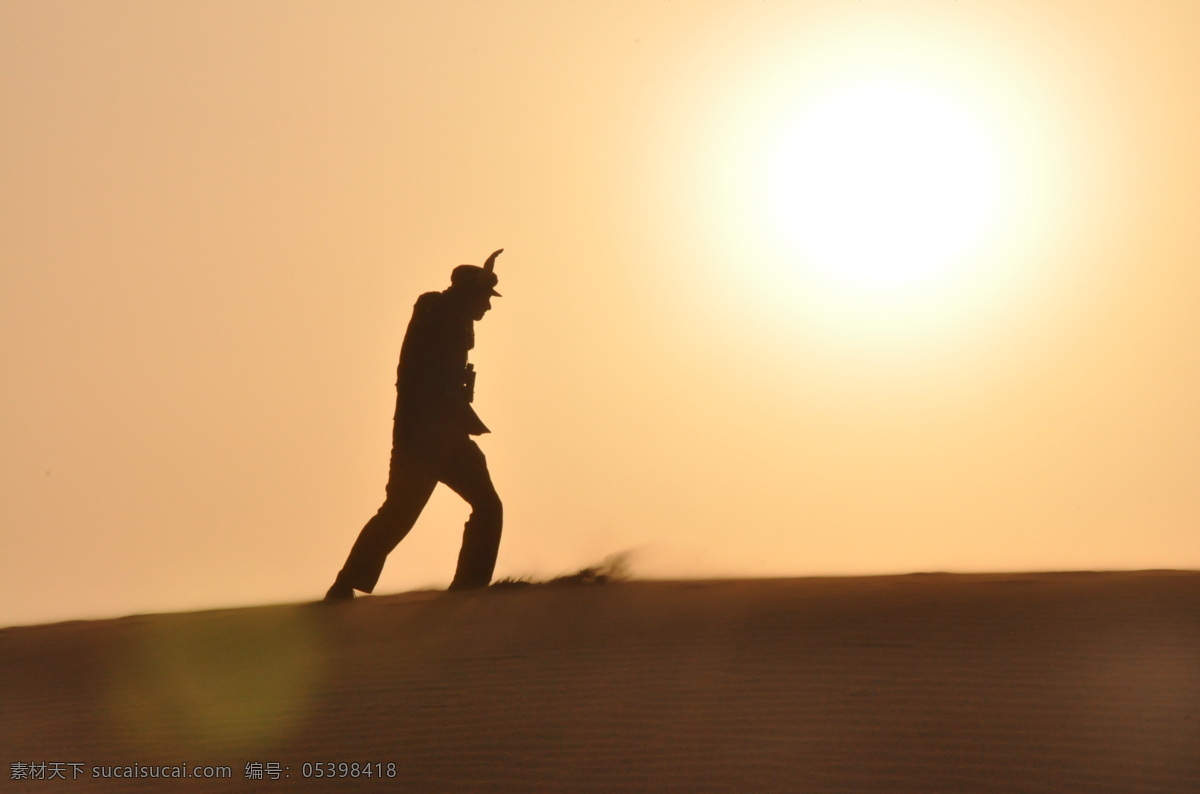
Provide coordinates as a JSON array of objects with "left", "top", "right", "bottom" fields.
[{"left": 688, "top": 61, "right": 1033, "bottom": 359}]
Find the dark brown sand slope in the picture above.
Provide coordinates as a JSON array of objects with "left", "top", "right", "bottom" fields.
[{"left": 3, "top": 572, "right": 1198, "bottom": 792}]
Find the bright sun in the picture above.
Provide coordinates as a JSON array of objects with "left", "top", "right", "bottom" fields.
[
  {"left": 768, "top": 79, "right": 998, "bottom": 297},
  {"left": 681, "top": 36, "right": 1066, "bottom": 365}
]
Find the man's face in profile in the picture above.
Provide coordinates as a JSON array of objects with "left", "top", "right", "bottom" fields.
[{"left": 467, "top": 293, "right": 493, "bottom": 322}]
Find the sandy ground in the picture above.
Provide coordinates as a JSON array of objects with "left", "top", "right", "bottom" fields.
[{"left": 3, "top": 571, "right": 1198, "bottom": 792}]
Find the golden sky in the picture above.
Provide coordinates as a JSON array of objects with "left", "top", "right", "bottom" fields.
[{"left": 3, "top": 1, "right": 1198, "bottom": 626}]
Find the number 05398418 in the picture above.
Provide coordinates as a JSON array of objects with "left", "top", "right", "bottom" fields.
[{"left": 300, "top": 762, "right": 396, "bottom": 779}]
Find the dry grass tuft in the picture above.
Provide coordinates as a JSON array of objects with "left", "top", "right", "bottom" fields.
[{"left": 490, "top": 551, "right": 634, "bottom": 589}]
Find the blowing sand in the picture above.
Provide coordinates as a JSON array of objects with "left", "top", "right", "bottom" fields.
[{"left": 3, "top": 571, "right": 1198, "bottom": 791}]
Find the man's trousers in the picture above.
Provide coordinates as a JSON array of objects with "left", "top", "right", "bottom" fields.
[{"left": 334, "top": 438, "right": 502, "bottom": 592}]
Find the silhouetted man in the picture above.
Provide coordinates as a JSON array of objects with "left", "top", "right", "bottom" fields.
[{"left": 324, "top": 250, "right": 505, "bottom": 601}]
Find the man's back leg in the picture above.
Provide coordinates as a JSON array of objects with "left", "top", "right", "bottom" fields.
[{"left": 328, "top": 453, "right": 438, "bottom": 598}]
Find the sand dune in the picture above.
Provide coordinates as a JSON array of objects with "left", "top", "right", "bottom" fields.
[{"left": 3, "top": 571, "right": 1198, "bottom": 791}]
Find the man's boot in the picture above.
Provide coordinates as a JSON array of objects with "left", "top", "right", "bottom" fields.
[{"left": 323, "top": 578, "right": 356, "bottom": 602}]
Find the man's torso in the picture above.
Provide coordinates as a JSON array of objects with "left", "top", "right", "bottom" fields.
[{"left": 393, "top": 291, "right": 489, "bottom": 455}]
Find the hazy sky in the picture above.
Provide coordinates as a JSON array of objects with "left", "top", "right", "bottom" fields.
[{"left": 3, "top": 1, "right": 1198, "bottom": 627}]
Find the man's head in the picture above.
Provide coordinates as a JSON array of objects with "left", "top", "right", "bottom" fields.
[{"left": 448, "top": 249, "right": 503, "bottom": 321}]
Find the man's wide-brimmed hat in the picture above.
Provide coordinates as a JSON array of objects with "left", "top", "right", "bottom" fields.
[{"left": 450, "top": 249, "right": 503, "bottom": 297}]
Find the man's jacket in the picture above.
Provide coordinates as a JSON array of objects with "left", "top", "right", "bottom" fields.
[{"left": 392, "top": 291, "right": 489, "bottom": 457}]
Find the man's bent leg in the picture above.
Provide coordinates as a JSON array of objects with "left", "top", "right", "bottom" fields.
[
  {"left": 333, "top": 452, "right": 438, "bottom": 594},
  {"left": 441, "top": 440, "right": 503, "bottom": 590}
]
